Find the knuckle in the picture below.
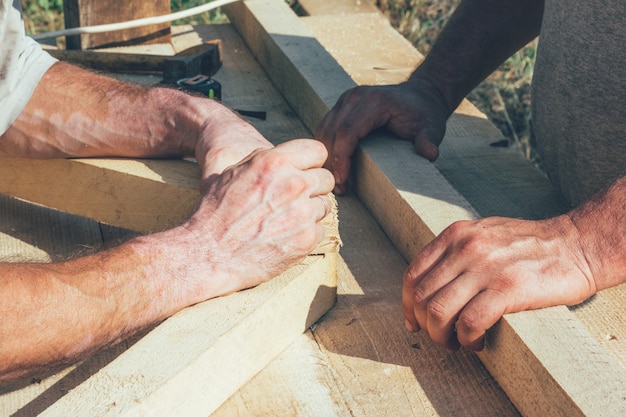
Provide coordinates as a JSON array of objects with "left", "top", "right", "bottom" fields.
[
  {"left": 459, "top": 235, "right": 483, "bottom": 254},
  {"left": 283, "top": 175, "right": 309, "bottom": 197},
  {"left": 456, "top": 310, "right": 483, "bottom": 335},
  {"left": 443, "top": 220, "right": 471, "bottom": 237},
  {"left": 294, "top": 227, "right": 321, "bottom": 254},
  {"left": 411, "top": 286, "right": 430, "bottom": 309},
  {"left": 443, "top": 220, "right": 489, "bottom": 255},
  {"left": 321, "top": 168, "right": 336, "bottom": 189},
  {"left": 426, "top": 298, "right": 450, "bottom": 323},
  {"left": 254, "top": 150, "right": 286, "bottom": 174}
]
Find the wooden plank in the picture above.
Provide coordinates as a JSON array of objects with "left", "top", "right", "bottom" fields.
[
  {"left": 297, "top": 0, "right": 379, "bottom": 15},
  {"left": 0, "top": 158, "right": 200, "bottom": 234},
  {"left": 215, "top": 193, "right": 519, "bottom": 417},
  {"left": 63, "top": 0, "right": 171, "bottom": 49},
  {"left": 0, "top": 157, "right": 338, "bottom": 254},
  {"left": 353, "top": 137, "right": 626, "bottom": 417},
  {"left": 1, "top": 23, "right": 341, "bottom": 416},
  {"left": 303, "top": 8, "right": 626, "bottom": 389},
  {"left": 0, "top": 194, "right": 103, "bottom": 263},
  {"left": 1, "top": 254, "right": 337, "bottom": 417},
  {"left": 214, "top": 332, "right": 353, "bottom": 416},
  {"left": 301, "top": 12, "right": 565, "bottom": 220},
  {"left": 42, "top": 255, "right": 337, "bottom": 417},
  {"left": 222, "top": 1, "right": 626, "bottom": 415}
]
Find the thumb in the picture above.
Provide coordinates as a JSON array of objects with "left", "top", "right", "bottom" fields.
[{"left": 413, "top": 124, "right": 445, "bottom": 162}]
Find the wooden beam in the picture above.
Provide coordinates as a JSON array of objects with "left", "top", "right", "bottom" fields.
[
  {"left": 63, "top": 0, "right": 171, "bottom": 50},
  {"left": 0, "top": 158, "right": 199, "bottom": 234},
  {"left": 223, "top": 1, "right": 626, "bottom": 415},
  {"left": 215, "top": 192, "right": 521, "bottom": 417},
  {"left": 0, "top": 157, "right": 339, "bottom": 254},
  {"left": 297, "top": 0, "right": 379, "bottom": 15},
  {"left": 0, "top": 156, "right": 339, "bottom": 416},
  {"left": 1, "top": 253, "right": 337, "bottom": 417},
  {"left": 1, "top": 23, "right": 341, "bottom": 416}
]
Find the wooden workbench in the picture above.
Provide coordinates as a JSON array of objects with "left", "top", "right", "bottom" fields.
[{"left": 1, "top": 1, "right": 624, "bottom": 416}]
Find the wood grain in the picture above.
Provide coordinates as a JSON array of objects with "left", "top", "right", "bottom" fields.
[
  {"left": 63, "top": 0, "right": 171, "bottom": 49},
  {"left": 215, "top": 193, "right": 519, "bottom": 417},
  {"left": 0, "top": 22, "right": 340, "bottom": 416},
  {"left": 0, "top": 157, "right": 339, "bottom": 254},
  {"left": 224, "top": 1, "right": 626, "bottom": 415}
]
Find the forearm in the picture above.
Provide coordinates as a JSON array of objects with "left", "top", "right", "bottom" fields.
[
  {"left": 0, "top": 61, "right": 269, "bottom": 165},
  {"left": 567, "top": 176, "right": 626, "bottom": 292},
  {"left": 410, "top": 0, "right": 544, "bottom": 113},
  {"left": 0, "top": 227, "right": 221, "bottom": 383}
]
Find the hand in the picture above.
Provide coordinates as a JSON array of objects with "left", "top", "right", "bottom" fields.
[
  {"left": 315, "top": 78, "right": 450, "bottom": 194},
  {"left": 194, "top": 106, "right": 273, "bottom": 183},
  {"left": 179, "top": 139, "right": 335, "bottom": 301},
  {"left": 402, "top": 215, "right": 596, "bottom": 351}
]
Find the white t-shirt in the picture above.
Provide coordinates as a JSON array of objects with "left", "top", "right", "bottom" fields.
[{"left": 0, "top": 0, "right": 57, "bottom": 135}]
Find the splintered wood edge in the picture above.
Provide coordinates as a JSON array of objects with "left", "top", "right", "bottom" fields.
[
  {"left": 0, "top": 157, "right": 340, "bottom": 255},
  {"left": 223, "top": 1, "right": 626, "bottom": 415}
]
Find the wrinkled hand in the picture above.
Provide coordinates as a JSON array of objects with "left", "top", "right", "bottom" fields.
[
  {"left": 182, "top": 139, "right": 335, "bottom": 299},
  {"left": 194, "top": 107, "right": 274, "bottom": 183},
  {"left": 402, "top": 215, "right": 595, "bottom": 351},
  {"left": 316, "top": 78, "right": 450, "bottom": 194}
]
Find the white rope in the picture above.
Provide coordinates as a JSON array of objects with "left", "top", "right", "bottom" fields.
[{"left": 30, "top": 0, "right": 241, "bottom": 41}]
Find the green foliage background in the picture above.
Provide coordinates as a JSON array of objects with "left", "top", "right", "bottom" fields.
[{"left": 21, "top": 0, "right": 538, "bottom": 167}]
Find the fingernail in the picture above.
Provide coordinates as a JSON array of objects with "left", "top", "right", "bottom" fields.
[{"left": 405, "top": 319, "right": 418, "bottom": 332}]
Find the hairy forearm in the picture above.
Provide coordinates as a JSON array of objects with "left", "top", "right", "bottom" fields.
[
  {"left": 0, "top": 61, "right": 265, "bottom": 162},
  {"left": 568, "top": 176, "right": 626, "bottom": 293},
  {"left": 411, "top": 0, "right": 545, "bottom": 113},
  {"left": 0, "top": 226, "right": 222, "bottom": 383},
  {"left": 0, "top": 62, "right": 191, "bottom": 158}
]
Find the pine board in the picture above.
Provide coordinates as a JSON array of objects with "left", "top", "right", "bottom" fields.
[
  {"left": 63, "top": 0, "right": 171, "bottom": 49},
  {"left": 301, "top": 9, "right": 626, "bottom": 375},
  {"left": 223, "top": 1, "right": 626, "bottom": 415},
  {"left": 0, "top": 22, "right": 340, "bottom": 417},
  {"left": 215, "top": 193, "right": 519, "bottom": 417},
  {"left": 296, "top": 0, "right": 379, "bottom": 16}
]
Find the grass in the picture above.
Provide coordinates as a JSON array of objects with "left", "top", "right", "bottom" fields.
[{"left": 21, "top": 0, "right": 538, "bottom": 168}]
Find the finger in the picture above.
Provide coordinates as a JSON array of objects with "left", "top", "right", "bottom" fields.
[
  {"left": 402, "top": 241, "right": 449, "bottom": 333},
  {"left": 455, "top": 288, "right": 509, "bottom": 351},
  {"left": 314, "top": 194, "right": 333, "bottom": 221},
  {"left": 402, "top": 225, "right": 470, "bottom": 335},
  {"left": 331, "top": 104, "right": 397, "bottom": 193},
  {"left": 306, "top": 167, "right": 336, "bottom": 197},
  {"left": 402, "top": 270, "right": 421, "bottom": 332},
  {"left": 273, "top": 139, "right": 329, "bottom": 170},
  {"left": 317, "top": 87, "right": 395, "bottom": 194},
  {"left": 413, "top": 125, "right": 444, "bottom": 162},
  {"left": 316, "top": 108, "right": 361, "bottom": 194},
  {"left": 316, "top": 91, "right": 356, "bottom": 169},
  {"left": 423, "top": 273, "right": 484, "bottom": 350}
]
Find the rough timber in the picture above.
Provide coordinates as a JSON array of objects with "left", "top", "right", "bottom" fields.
[{"left": 0, "top": 1, "right": 624, "bottom": 416}]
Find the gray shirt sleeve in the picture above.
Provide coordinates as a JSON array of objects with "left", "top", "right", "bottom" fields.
[{"left": 0, "top": 0, "right": 58, "bottom": 135}]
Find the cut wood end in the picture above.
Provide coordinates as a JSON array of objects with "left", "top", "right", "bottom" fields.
[{"left": 315, "top": 193, "right": 342, "bottom": 254}]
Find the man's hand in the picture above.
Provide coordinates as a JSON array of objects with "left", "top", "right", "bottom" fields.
[
  {"left": 402, "top": 215, "right": 596, "bottom": 351},
  {"left": 163, "top": 139, "right": 336, "bottom": 302},
  {"left": 315, "top": 79, "right": 450, "bottom": 195},
  {"left": 194, "top": 106, "right": 274, "bottom": 183}
]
